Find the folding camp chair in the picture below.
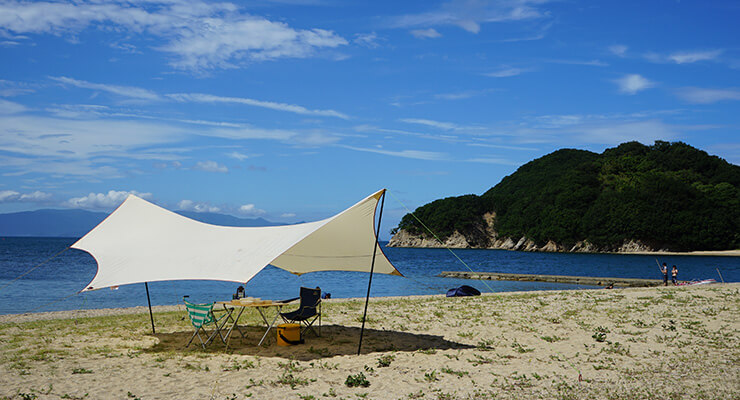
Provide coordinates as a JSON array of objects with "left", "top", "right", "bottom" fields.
[
  {"left": 279, "top": 287, "right": 322, "bottom": 338},
  {"left": 184, "top": 299, "right": 228, "bottom": 349}
]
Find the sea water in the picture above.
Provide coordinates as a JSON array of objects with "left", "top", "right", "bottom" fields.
[{"left": 0, "top": 237, "right": 737, "bottom": 315}]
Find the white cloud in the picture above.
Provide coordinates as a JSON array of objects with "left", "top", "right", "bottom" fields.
[
  {"left": 410, "top": 28, "right": 442, "bottom": 39},
  {"left": 483, "top": 67, "right": 527, "bottom": 78},
  {"left": 50, "top": 76, "right": 161, "bottom": 101},
  {"left": 340, "top": 145, "right": 446, "bottom": 161},
  {"left": 614, "top": 74, "right": 655, "bottom": 95},
  {"left": 466, "top": 157, "right": 519, "bottom": 166},
  {"left": 0, "top": 190, "right": 51, "bottom": 203},
  {"left": 353, "top": 32, "right": 380, "bottom": 48},
  {"left": 238, "top": 203, "right": 266, "bottom": 216},
  {"left": 645, "top": 49, "right": 723, "bottom": 64},
  {"left": 0, "top": 98, "right": 27, "bottom": 114},
  {"left": 178, "top": 199, "right": 221, "bottom": 213},
  {"left": 546, "top": 59, "right": 608, "bottom": 67},
  {"left": 674, "top": 87, "right": 740, "bottom": 104},
  {"left": 668, "top": 49, "right": 723, "bottom": 64},
  {"left": 400, "top": 118, "right": 461, "bottom": 130},
  {"left": 608, "top": 44, "right": 628, "bottom": 57},
  {"left": 390, "top": 0, "right": 547, "bottom": 33},
  {"left": 0, "top": 0, "right": 348, "bottom": 72},
  {"left": 227, "top": 151, "right": 250, "bottom": 161},
  {"left": 280, "top": 212, "right": 296, "bottom": 218},
  {"left": 65, "top": 190, "right": 151, "bottom": 209},
  {"left": 193, "top": 161, "right": 228, "bottom": 173},
  {"left": 167, "top": 93, "right": 349, "bottom": 119}
]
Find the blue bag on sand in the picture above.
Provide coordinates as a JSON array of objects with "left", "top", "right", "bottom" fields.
[{"left": 446, "top": 285, "right": 481, "bottom": 297}]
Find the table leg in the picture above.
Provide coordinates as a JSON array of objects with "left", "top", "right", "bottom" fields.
[
  {"left": 257, "top": 306, "right": 282, "bottom": 347},
  {"left": 221, "top": 304, "right": 246, "bottom": 339},
  {"left": 224, "top": 307, "right": 246, "bottom": 350}
]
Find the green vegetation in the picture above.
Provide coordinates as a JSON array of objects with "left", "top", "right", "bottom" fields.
[{"left": 395, "top": 141, "right": 740, "bottom": 251}]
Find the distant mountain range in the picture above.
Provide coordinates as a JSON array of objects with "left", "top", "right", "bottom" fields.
[{"left": 0, "top": 208, "right": 284, "bottom": 238}]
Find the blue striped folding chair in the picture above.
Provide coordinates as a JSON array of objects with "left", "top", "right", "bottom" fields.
[{"left": 184, "top": 299, "right": 227, "bottom": 349}]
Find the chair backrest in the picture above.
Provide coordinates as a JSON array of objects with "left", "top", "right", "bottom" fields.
[
  {"left": 184, "top": 300, "right": 214, "bottom": 328},
  {"left": 299, "top": 287, "right": 321, "bottom": 313}
]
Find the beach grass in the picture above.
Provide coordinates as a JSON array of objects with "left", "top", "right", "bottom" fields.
[{"left": 0, "top": 284, "right": 738, "bottom": 399}]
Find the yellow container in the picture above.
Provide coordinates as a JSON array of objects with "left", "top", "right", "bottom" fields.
[{"left": 277, "top": 323, "right": 301, "bottom": 346}]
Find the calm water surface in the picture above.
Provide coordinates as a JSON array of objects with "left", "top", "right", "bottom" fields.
[{"left": 0, "top": 237, "right": 737, "bottom": 315}]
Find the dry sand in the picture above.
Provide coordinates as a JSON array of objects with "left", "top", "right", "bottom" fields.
[{"left": 1, "top": 284, "right": 738, "bottom": 400}]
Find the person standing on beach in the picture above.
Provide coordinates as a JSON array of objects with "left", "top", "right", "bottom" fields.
[
  {"left": 662, "top": 263, "right": 668, "bottom": 286},
  {"left": 671, "top": 265, "right": 678, "bottom": 285}
]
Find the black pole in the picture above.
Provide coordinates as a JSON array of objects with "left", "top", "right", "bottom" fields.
[
  {"left": 145, "top": 282, "right": 155, "bottom": 334},
  {"left": 358, "top": 190, "right": 385, "bottom": 355}
]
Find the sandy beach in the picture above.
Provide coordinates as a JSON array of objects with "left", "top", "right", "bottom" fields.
[{"left": 1, "top": 283, "right": 738, "bottom": 399}]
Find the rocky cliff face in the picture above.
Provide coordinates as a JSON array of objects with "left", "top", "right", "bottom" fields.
[{"left": 387, "top": 212, "right": 660, "bottom": 253}]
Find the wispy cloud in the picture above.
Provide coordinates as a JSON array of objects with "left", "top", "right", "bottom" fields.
[
  {"left": 193, "top": 160, "right": 228, "bottom": 173},
  {"left": 410, "top": 28, "right": 442, "bottom": 39},
  {"left": 466, "top": 157, "right": 519, "bottom": 166},
  {"left": 389, "top": 0, "right": 548, "bottom": 34},
  {"left": 0, "top": 0, "right": 348, "bottom": 72},
  {"left": 178, "top": 199, "right": 220, "bottom": 213},
  {"left": 353, "top": 32, "right": 381, "bottom": 48},
  {"left": 238, "top": 203, "right": 266, "bottom": 216},
  {"left": 546, "top": 59, "right": 608, "bottom": 67},
  {"left": 674, "top": 87, "right": 740, "bottom": 104},
  {"left": 339, "top": 145, "right": 447, "bottom": 161},
  {"left": 645, "top": 49, "right": 723, "bottom": 64},
  {"left": 614, "top": 74, "right": 656, "bottom": 95},
  {"left": 65, "top": 190, "right": 151, "bottom": 210},
  {"left": 0, "top": 190, "right": 52, "bottom": 203},
  {"left": 400, "top": 118, "right": 462, "bottom": 131},
  {"left": 483, "top": 67, "right": 529, "bottom": 78},
  {"left": 608, "top": 44, "right": 628, "bottom": 57},
  {"left": 668, "top": 49, "right": 723, "bottom": 64},
  {"left": 50, "top": 76, "right": 161, "bottom": 101},
  {"left": 168, "top": 93, "right": 349, "bottom": 119},
  {"left": 0, "top": 98, "right": 28, "bottom": 114}
]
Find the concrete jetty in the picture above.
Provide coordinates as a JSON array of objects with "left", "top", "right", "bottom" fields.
[{"left": 438, "top": 271, "right": 674, "bottom": 287}]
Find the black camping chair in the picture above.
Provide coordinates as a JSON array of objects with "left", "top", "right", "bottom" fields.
[{"left": 279, "top": 287, "right": 322, "bottom": 338}]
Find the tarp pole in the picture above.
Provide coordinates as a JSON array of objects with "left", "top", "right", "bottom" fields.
[
  {"left": 145, "top": 282, "right": 155, "bottom": 334},
  {"left": 358, "top": 190, "right": 385, "bottom": 355}
]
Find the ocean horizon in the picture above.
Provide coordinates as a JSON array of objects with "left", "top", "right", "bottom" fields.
[{"left": 1, "top": 237, "right": 737, "bottom": 315}]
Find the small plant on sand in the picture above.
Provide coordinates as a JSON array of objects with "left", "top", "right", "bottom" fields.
[
  {"left": 511, "top": 341, "right": 533, "bottom": 353},
  {"left": 467, "top": 354, "right": 493, "bottom": 366},
  {"left": 345, "top": 372, "right": 370, "bottom": 388},
  {"left": 322, "top": 387, "right": 337, "bottom": 397},
  {"left": 406, "top": 390, "right": 425, "bottom": 399},
  {"left": 274, "top": 371, "right": 309, "bottom": 389},
  {"left": 662, "top": 320, "right": 677, "bottom": 331},
  {"left": 298, "top": 395, "right": 316, "bottom": 400},
  {"left": 72, "top": 368, "right": 93, "bottom": 374},
  {"left": 441, "top": 367, "right": 469, "bottom": 378},
  {"left": 423, "top": 370, "right": 439, "bottom": 382},
  {"left": 540, "top": 335, "right": 563, "bottom": 343},
  {"left": 592, "top": 326, "right": 610, "bottom": 342},
  {"left": 377, "top": 354, "right": 395, "bottom": 367},
  {"left": 476, "top": 339, "right": 495, "bottom": 350}
]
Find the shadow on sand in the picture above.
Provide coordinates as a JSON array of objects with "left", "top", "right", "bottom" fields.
[{"left": 148, "top": 324, "right": 473, "bottom": 360}]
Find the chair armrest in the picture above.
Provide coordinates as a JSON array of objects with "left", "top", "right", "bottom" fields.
[{"left": 276, "top": 297, "right": 300, "bottom": 304}]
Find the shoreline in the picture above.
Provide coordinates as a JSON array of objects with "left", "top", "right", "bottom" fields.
[
  {"left": 389, "top": 245, "right": 740, "bottom": 257},
  {"left": 1, "top": 283, "right": 738, "bottom": 399},
  {"left": 0, "top": 283, "right": 731, "bottom": 324}
]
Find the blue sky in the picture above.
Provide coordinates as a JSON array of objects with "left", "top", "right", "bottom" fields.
[{"left": 1, "top": 0, "right": 739, "bottom": 238}]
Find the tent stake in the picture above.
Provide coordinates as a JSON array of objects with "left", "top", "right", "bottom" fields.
[
  {"left": 145, "top": 282, "right": 155, "bottom": 334},
  {"left": 358, "top": 190, "right": 385, "bottom": 355}
]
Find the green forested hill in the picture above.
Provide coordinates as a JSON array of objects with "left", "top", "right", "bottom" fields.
[{"left": 394, "top": 141, "right": 740, "bottom": 251}]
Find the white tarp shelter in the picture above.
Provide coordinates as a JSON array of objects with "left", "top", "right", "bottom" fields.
[{"left": 73, "top": 189, "right": 401, "bottom": 292}]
